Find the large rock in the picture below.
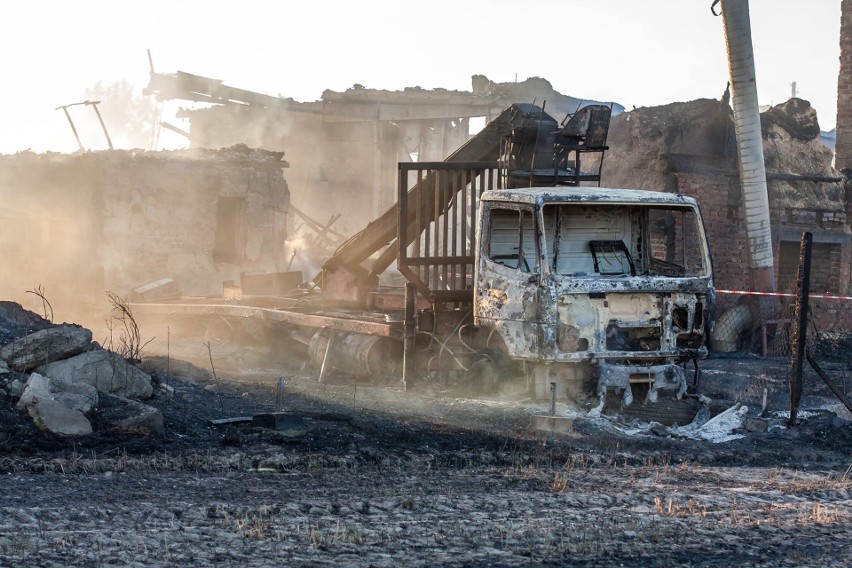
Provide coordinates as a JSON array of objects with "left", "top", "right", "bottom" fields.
[
  {"left": 15, "top": 372, "right": 98, "bottom": 414},
  {"left": 36, "top": 350, "right": 153, "bottom": 399},
  {"left": 27, "top": 398, "right": 92, "bottom": 437},
  {"left": 0, "top": 325, "right": 92, "bottom": 371},
  {"left": 97, "top": 393, "right": 163, "bottom": 435}
]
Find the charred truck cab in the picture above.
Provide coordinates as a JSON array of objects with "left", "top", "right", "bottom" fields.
[{"left": 476, "top": 187, "right": 713, "bottom": 407}]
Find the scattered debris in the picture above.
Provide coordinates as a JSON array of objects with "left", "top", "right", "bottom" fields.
[{"left": 15, "top": 372, "right": 98, "bottom": 414}]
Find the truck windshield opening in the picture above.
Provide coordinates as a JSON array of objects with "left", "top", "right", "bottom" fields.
[{"left": 541, "top": 204, "right": 707, "bottom": 278}]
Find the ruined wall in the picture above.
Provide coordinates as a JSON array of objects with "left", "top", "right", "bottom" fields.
[
  {"left": 602, "top": 98, "right": 851, "bottom": 301},
  {"left": 0, "top": 147, "right": 288, "bottom": 322},
  {"left": 836, "top": 0, "right": 852, "bottom": 173}
]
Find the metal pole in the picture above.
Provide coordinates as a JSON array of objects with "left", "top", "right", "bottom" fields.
[
  {"left": 807, "top": 352, "right": 852, "bottom": 416},
  {"left": 788, "top": 231, "right": 812, "bottom": 426},
  {"left": 402, "top": 282, "right": 417, "bottom": 391},
  {"left": 57, "top": 106, "right": 84, "bottom": 151},
  {"left": 318, "top": 330, "right": 336, "bottom": 384},
  {"left": 87, "top": 101, "right": 114, "bottom": 150},
  {"left": 549, "top": 382, "right": 557, "bottom": 417}
]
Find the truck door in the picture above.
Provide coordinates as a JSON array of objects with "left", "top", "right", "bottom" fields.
[{"left": 475, "top": 204, "right": 543, "bottom": 354}]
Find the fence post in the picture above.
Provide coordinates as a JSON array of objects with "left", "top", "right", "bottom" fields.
[{"left": 788, "top": 232, "right": 812, "bottom": 426}]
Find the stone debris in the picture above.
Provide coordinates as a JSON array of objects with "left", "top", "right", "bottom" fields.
[
  {"left": 0, "top": 301, "right": 155, "bottom": 438},
  {"left": 15, "top": 372, "right": 98, "bottom": 414},
  {"left": 36, "top": 349, "right": 154, "bottom": 399},
  {"left": 27, "top": 398, "right": 93, "bottom": 437},
  {"left": 97, "top": 393, "right": 164, "bottom": 435},
  {"left": 0, "top": 324, "right": 92, "bottom": 371},
  {"left": 6, "top": 378, "right": 24, "bottom": 398}
]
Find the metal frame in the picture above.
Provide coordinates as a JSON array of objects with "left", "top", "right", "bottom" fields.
[{"left": 397, "top": 161, "right": 500, "bottom": 304}]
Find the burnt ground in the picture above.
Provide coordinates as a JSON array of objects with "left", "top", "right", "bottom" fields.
[{"left": 0, "top": 342, "right": 850, "bottom": 567}]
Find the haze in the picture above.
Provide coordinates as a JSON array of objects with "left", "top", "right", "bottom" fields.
[{"left": 0, "top": 0, "right": 841, "bottom": 154}]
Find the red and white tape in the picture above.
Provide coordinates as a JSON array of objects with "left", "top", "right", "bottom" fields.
[{"left": 716, "top": 289, "right": 852, "bottom": 301}]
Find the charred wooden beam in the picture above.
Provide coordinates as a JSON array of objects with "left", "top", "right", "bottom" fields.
[{"left": 788, "top": 232, "right": 812, "bottom": 426}]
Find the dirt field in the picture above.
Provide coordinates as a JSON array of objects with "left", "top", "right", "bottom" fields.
[{"left": 1, "top": 343, "right": 850, "bottom": 567}]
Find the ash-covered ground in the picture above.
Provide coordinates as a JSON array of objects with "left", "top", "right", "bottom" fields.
[{"left": 1, "top": 334, "right": 850, "bottom": 567}]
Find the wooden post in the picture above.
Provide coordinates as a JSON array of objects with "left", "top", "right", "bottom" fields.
[{"left": 788, "top": 232, "right": 812, "bottom": 426}]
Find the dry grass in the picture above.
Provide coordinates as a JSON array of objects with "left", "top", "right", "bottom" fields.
[
  {"left": 104, "top": 291, "right": 153, "bottom": 362},
  {"left": 25, "top": 285, "right": 53, "bottom": 322}
]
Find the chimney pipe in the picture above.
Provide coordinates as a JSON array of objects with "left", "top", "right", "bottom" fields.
[{"left": 719, "top": 0, "right": 776, "bottom": 292}]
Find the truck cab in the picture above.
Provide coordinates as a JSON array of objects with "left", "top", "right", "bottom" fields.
[{"left": 475, "top": 187, "right": 714, "bottom": 406}]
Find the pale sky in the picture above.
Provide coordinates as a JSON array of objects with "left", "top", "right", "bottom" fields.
[{"left": 0, "top": 0, "right": 842, "bottom": 154}]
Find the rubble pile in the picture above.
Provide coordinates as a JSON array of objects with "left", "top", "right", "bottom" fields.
[{"left": 0, "top": 301, "right": 162, "bottom": 440}]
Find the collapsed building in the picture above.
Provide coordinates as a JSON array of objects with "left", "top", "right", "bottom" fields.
[{"left": 144, "top": 71, "right": 622, "bottom": 231}]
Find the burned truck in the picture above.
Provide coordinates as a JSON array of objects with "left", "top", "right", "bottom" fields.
[
  {"left": 476, "top": 187, "right": 712, "bottom": 407},
  {"left": 133, "top": 104, "right": 713, "bottom": 408}
]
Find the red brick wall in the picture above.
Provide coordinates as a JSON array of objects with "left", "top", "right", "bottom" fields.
[
  {"left": 675, "top": 173, "right": 751, "bottom": 294},
  {"left": 836, "top": 0, "right": 852, "bottom": 172},
  {"left": 777, "top": 241, "right": 848, "bottom": 294}
]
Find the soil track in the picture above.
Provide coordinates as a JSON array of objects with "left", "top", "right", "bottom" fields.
[{"left": 1, "top": 346, "right": 850, "bottom": 567}]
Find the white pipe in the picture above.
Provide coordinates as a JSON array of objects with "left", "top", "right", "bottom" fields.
[
  {"left": 711, "top": 303, "right": 753, "bottom": 352},
  {"left": 720, "top": 0, "right": 776, "bottom": 292}
]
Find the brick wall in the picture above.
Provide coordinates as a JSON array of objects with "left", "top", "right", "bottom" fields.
[
  {"left": 777, "top": 241, "right": 847, "bottom": 293},
  {"left": 676, "top": 173, "right": 750, "bottom": 293},
  {"left": 836, "top": 0, "right": 852, "bottom": 172}
]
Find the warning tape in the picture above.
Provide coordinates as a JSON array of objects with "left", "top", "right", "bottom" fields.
[{"left": 716, "top": 289, "right": 852, "bottom": 301}]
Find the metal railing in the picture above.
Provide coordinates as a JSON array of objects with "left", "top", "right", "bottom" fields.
[{"left": 397, "top": 161, "right": 500, "bottom": 305}]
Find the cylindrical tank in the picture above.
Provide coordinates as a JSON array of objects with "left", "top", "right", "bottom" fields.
[{"left": 308, "top": 329, "right": 403, "bottom": 379}]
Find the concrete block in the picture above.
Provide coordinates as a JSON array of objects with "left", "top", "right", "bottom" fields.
[{"left": 529, "top": 415, "right": 575, "bottom": 434}]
